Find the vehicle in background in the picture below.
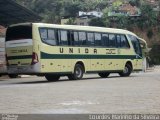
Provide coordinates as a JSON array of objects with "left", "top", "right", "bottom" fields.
[
  {"left": 0, "top": 37, "right": 18, "bottom": 78},
  {"left": 5, "top": 23, "right": 143, "bottom": 81}
]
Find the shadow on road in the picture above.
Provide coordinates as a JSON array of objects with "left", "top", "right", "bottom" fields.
[
  {"left": 0, "top": 74, "right": 138, "bottom": 85},
  {"left": 11, "top": 77, "right": 102, "bottom": 85},
  {"left": 10, "top": 75, "right": 138, "bottom": 85}
]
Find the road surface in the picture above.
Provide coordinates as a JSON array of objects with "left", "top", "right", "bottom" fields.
[{"left": 0, "top": 66, "right": 160, "bottom": 114}]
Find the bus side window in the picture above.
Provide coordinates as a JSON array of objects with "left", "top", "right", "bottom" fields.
[
  {"left": 109, "top": 34, "right": 116, "bottom": 47},
  {"left": 87, "top": 32, "right": 94, "bottom": 46},
  {"left": 102, "top": 34, "right": 109, "bottom": 47},
  {"left": 116, "top": 35, "right": 121, "bottom": 48},
  {"left": 79, "top": 32, "right": 87, "bottom": 46},
  {"left": 121, "top": 35, "right": 130, "bottom": 48},
  {"left": 60, "top": 30, "right": 68, "bottom": 45},
  {"left": 73, "top": 31, "right": 79, "bottom": 46},
  {"left": 47, "top": 29, "right": 57, "bottom": 45},
  {"left": 39, "top": 28, "right": 47, "bottom": 41},
  {"left": 39, "top": 28, "right": 58, "bottom": 45},
  {"left": 95, "top": 33, "right": 102, "bottom": 46}
]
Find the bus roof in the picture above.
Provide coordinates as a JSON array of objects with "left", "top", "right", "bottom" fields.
[
  {"left": 9, "top": 22, "right": 138, "bottom": 37},
  {"left": 33, "top": 23, "right": 138, "bottom": 37}
]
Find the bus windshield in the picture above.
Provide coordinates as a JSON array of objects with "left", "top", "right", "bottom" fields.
[{"left": 128, "top": 35, "right": 142, "bottom": 57}]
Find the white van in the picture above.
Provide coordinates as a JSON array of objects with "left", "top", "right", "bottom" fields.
[{"left": 0, "top": 37, "right": 18, "bottom": 78}]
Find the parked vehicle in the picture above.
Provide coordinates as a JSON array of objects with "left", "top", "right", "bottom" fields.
[{"left": 5, "top": 23, "right": 143, "bottom": 81}]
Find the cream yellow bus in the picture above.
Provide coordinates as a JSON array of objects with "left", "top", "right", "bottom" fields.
[{"left": 5, "top": 23, "right": 143, "bottom": 81}]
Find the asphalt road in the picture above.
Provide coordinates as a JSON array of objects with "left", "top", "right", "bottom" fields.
[{"left": 0, "top": 67, "right": 160, "bottom": 114}]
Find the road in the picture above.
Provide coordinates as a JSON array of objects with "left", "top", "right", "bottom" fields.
[{"left": 0, "top": 66, "right": 160, "bottom": 114}]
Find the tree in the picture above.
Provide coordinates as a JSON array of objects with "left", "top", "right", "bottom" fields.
[
  {"left": 89, "top": 18, "right": 105, "bottom": 27},
  {"left": 115, "top": 15, "right": 129, "bottom": 29},
  {"left": 60, "top": 1, "right": 80, "bottom": 17},
  {"left": 65, "top": 18, "right": 76, "bottom": 25},
  {"left": 139, "top": 4, "right": 157, "bottom": 28},
  {"left": 129, "top": 0, "right": 141, "bottom": 7}
]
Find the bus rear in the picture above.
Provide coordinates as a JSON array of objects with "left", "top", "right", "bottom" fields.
[{"left": 6, "top": 23, "right": 40, "bottom": 74}]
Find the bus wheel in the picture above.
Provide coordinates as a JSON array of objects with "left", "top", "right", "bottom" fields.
[
  {"left": 8, "top": 74, "right": 18, "bottom": 78},
  {"left": 68, "top": 64, "right": 84, "bottom": 80},
  {"left": 45, "top": 74, "right": 60, "bottom": 82},
  {"left": 119, "top": 64, "right": 132, "bottom": 77},
  {"left": 98, "top": 72, "right": 110, "bottom": 78}
]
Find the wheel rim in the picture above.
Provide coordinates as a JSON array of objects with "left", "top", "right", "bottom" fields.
[
  {"left": 123, "top": 66, "right": 129, "bottom": 74},
  {"left": 75, "top": 67, "right": 82, "bottom": 78}
]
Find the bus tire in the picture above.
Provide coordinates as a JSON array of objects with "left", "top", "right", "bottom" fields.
[
  {"left": 8, "top": 74, "right": 18, "bottom": 78},
  {"left": 68, "top": 64, "right": 84, "bottom": 80},
  {"left": 119, "top": 63, "right": 132, "bottom": 77},
  {"left": 45, "top": 74, "right": 60, "bottom": 82},
  {"left": 98, "top": 72, "right": 110, "bottom": 78}
]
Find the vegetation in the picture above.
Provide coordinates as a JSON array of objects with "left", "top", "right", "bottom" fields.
[{"left": 15, "top": 0, "right": 160, "bottom": 64}]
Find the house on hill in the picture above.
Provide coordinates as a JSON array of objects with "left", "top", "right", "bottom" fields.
[
  {"left": 108, "top": 3, "right": 140, "bottom": 17},
  {"left": 61, "top": 11, "right": 103, "bottom": 26}
]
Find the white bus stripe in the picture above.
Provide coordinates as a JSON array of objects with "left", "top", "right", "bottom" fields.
[{"left": 6, "top": 39, "right": 33, "bottom": 48}]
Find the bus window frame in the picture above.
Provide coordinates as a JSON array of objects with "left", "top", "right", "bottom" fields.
[
  {"left": 108, "top": 33, "right": 116, "bottom": 48},
  {"left": 87, "top": 32, "right": 95, "bottom": 46},
  {"left": 39, "top": 27, "right": 59, "bottom": 46},
  {"left": 39, "top": 27, "right": 131, "bottom": 49},
  {"left": 94, "top": 32, "right": 102, "bottom": 47},
  {"left": 73, "top": 31, "right": 80, "bottom": 46},
  {"left": 78, "top": 31, "right": 88, "bottom": 47},
  {"left": 128, "top": 34, "right": 142, "bottom": 57},
  {"left": 59, "top": 29, "right": 69, "bottom": 46},
  {"left": 116, "top": 34, "right": 121, "bottom": 48},
  {"left": 102, "top": 33, "right": 109, "bottom": 47},
  {"left": 120, "top": 34, "right": 130, "bottom": 49}
]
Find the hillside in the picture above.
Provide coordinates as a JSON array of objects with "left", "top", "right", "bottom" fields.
[{"left": 15, "top": 0, "right": 160, "bottom": 64}]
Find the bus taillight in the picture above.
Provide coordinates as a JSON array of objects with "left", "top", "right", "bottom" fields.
[{"left": 31, "top": 52, "right": 39, "bottom": 65}]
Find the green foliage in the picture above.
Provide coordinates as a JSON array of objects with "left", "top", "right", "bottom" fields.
[
  {"left": 65, "top": 18, "right": 76, "bottom": 25},
  {"left": 42, "top": 11, "right": 60, "bottom": 24},
  {"left": 16, "top": 0, "right": 160, "bottom": 29},
  {"left": 15, "top": 0, "right": 110, "bottom": 23},
  {"left": 112, "top": 0, "right": 123, "bottom": 8},
  {"left": 139, "top": 4, "right": 157, "bottom": 28},
  {"left": 149, "top": 45, "right": 160, "bottom": 65},
  {"left": 116, "top": 16, "right": 129, "bottom": 29},
  {"left": 89, "top": 18, "right": 105, "bottom": 27},
  {"left": 15, "top": 0, "right": 160, "bottom": 64},
  {"left": 129, "top": 0, "right": 141, "bottom": 7},
  {"left": 147, "top": 29, "right": 153, "bottom": 39}
]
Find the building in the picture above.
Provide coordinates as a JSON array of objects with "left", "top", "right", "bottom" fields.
[
  {"left": 146, "top": 0, "right": 159, "bottom": 6},
  {"left": 79, "top": 11, "right": 103, "bottom": 18},
  {"left": 108, "top": 3, "right": 140, "bottom": 17},
  {"left": 61, "top": 11, "right": 103, "bottom": 26}
]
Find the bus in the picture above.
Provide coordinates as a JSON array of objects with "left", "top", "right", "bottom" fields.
[{"left": 5, "top": 23, "right": 143, "bottom": 81}]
